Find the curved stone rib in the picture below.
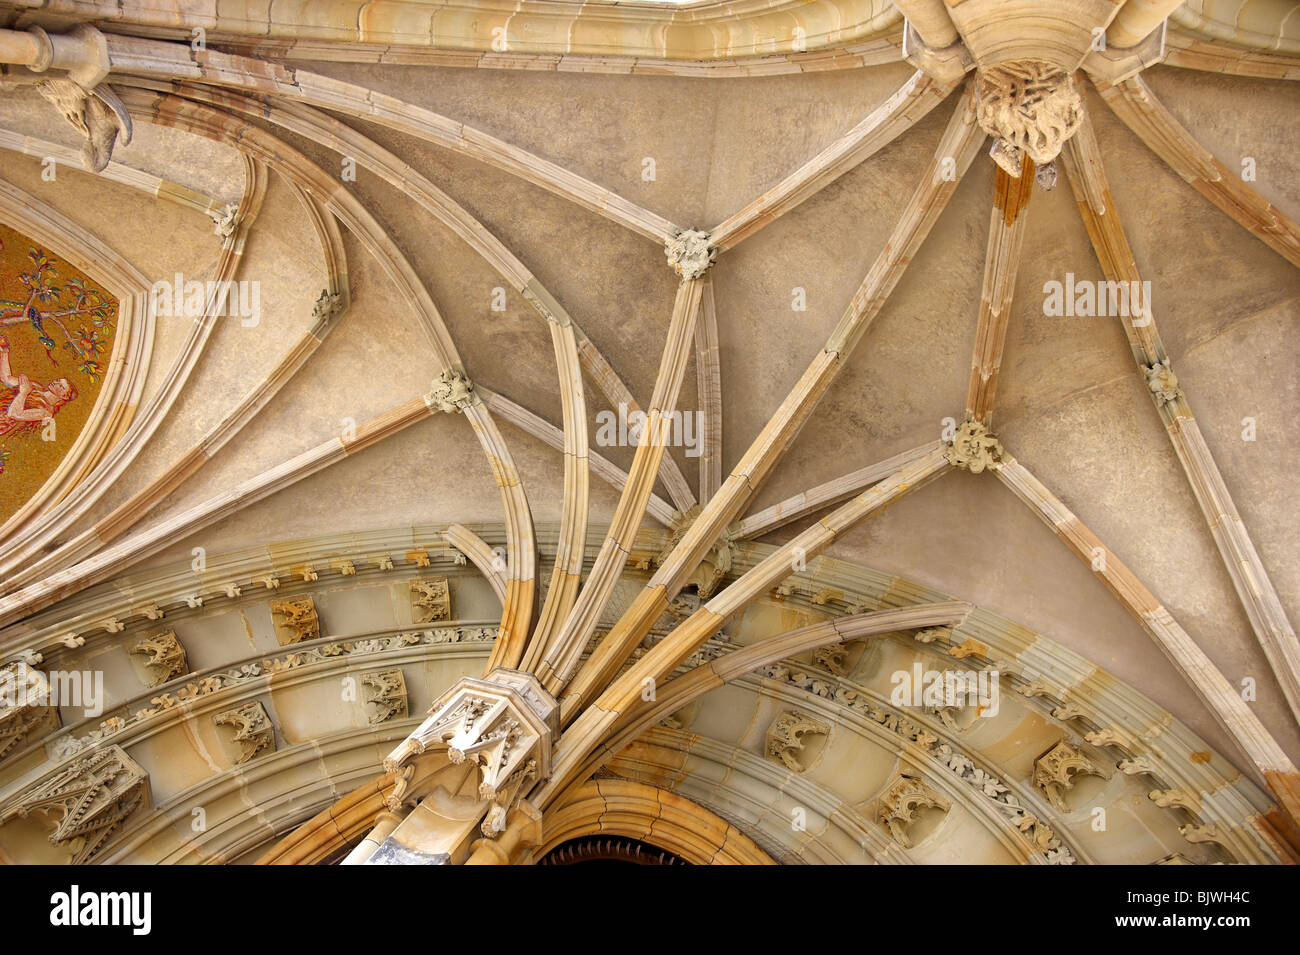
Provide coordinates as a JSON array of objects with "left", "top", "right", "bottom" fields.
[
  {"left": 101, "top": 34, "right": 680, "bottom": 243},
  {"left": 548, "top": 445, "right": 952, "bottom": 793},
  {"left": 995, "top": 455, "right": 1300, "bottom": 826},
  {"left": 0, "top": 127, "right": 231, "bottom": 217},
  {"left": 1097, "top": 73, "right": 1300, "bottom": 269},
  {"left": 533, "top": 278, "right": 704, "bottom": 692},
  {"left": 0, "top": 396, "right": 440, "bottom": 629},
  {"left": 967, "top": 159, "right": 1035, "bottom": 423},
  {"left": 521, "top": 316, "right": 591, "bottom": 669},
  {"left": 442, "top": 524, "right": 509, "bottom": 605},
  {"left": 1059, "top": 112, "right": 1300, "bottom": 727},
  {"left": 694, "top": 277, "right": 723, "bottom": 505},
  {"left": 710, "top": 70, "right": 959, "bottom": 251},
  {"left": 538, "top": 601, "right": 973, "bottom": 809},
  {"left": 560, "top": 85, "right": 986, "bottom": 719},
  {"left": 6, "top": 182, "right": 350, "bottom": 593},
  {"left": 478, "top": 387, "right": 675, "bottom": 527},
  {"left": 735, "top": 440, "right": 946, "bottom": 539},
  {"left": 0, "top": 155, "right": 265, "bottom": 582}
]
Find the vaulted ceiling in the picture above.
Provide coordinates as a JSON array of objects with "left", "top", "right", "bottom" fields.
[{"left": 0, "top": 0, "right": 1297, "bottom": 865}]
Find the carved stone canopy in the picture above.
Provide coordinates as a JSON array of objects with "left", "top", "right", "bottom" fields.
[{"left": 385, "top": 669, "right": 558, "bottom": 803}]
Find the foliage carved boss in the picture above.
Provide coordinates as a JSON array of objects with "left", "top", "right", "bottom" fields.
[{"left": 975, "top": 62, "right": 1083, "bottom": 179}]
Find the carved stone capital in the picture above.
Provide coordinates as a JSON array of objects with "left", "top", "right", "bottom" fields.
[
  {"left": 975, "top": 62, "right": 1082, "bottom": 176},
  {"left": 945, "top": 416, "right": 1004, "bottom": 473},
  {"left": 430, "top": 369, "right": 475, "bottom": 414},
  {"left": 665, "top": 228, "right": 715, "bottom": 280}
]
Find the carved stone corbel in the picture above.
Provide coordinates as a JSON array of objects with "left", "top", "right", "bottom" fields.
[
  {"left": 0, "top": 744, "right": 148, "bottom": 864},
  {"left": 764, "top": 710, "right": 829, "bottom": 773},
  {"left": 409, "top": 577, "right": 452, "bottom": 625},
  {"left": 363, "top": 669, "right": 409, "bottom": 725},
  {"left": 1032, "top": 740, "right": 1106, "bottom": 811},
  {"left": 876, "top": 774, "right": 951, "bottom": 848},
  {"left": 129, "top": 631, "right": 188, "bottom": 687},
  {"left": 383, "top": 669, "right": 557, "bottom": 841},
  {"left": 270, "top": 596, "right": 320, "bottom": 645},
  {"left": 213, "top": 702, "right": 275, "bottom": 764},
  {"left": 0, "top": 662, "right": 59, "bottom": 763}
]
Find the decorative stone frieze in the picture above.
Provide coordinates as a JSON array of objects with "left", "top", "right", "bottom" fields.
[
  {"left": 0, "top": 745, "right": 147, "bottom": 864},
  {"left": 270, "top": 596, "right": 320, "bottom": 645},
  {"left": 363, "top": 669, "right": 409, "bottom": 725},
  {"left": 129, "top": 631, "right": 188, "bottom": 687},
  {"left": 410, "top": 577, "right": 452, "bottom": 624},
  {"left": 764, "top": 710, "right": 829, "bottom": 772},
  {"left": 430, "top": 369, "right": 474, "bottom": 413},
  {"left": 664, "top": 228, "right": 715, "bottom": 280},
  {"left": 975, "top": 62, "right": 1083, "bottom": 177},
  {"left": 758, "top": 662, "right": 1077, "bottom": 863},
  {"left": 1032, "top": 740, "right": 1105, "bottom": 811},
  {"left": 876, "top": 774, "right": 951, "bottom": 848},
  {"left": 213, "top": 701, "right": 275, "bottom": 764},
  {"left": 945, "top": 417, "right": 1005, "bottom": 473}
]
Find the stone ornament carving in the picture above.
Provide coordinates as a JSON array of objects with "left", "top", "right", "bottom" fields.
[
  {"left": 975, "top": 61, "right": 1083, "bottom": 177},
  {"left": 758, "top": 662, "right": 1077, "bottom": 863},
  {"left": 1144, "top": 360, "right": 1181, "bottom": 404},
  {"left": 207, "top": 202, "right": 239, "bottom": 238},
  {"left": 363, "top": 669, "right": 409, "bottom": 724},
  {"left": 876, "top": 774, "right": 950, "bottom": 848},
  {"left": 655, "top": 507, "right": 733, "bottom": 598},
  {"left": 270, "top": 596, "right": 320, "bottom": 645},
  {"left": 213, "top": 701, "right": 275, "bottom": 764},
  {"left": 430, "top": 369, "right": 474, "bottom": 413},
  {"left": 47, "top": 627, "right": 498, "bottom": 760},
  {"left": 129, "top": 631, "right": 187, "bottom": 687},
  {"left": 1032, "top": 740, "right": 1105, "bottom": 811},
  {"left": 664, "top": 228, "right": 715, "bottom": 280},
  {"left": 0, "top": 662, "right": 59, "bottom": 763},
  {"left": 384, "top": 670, "right": 557, "bottom": 838},
  {"left": 312, "top": 288, "right": 344, "bottom": 321},
  {"left": 410, "top": 577, "right": 452, "bottom": 624},
  {"left": 764, "top": 710, "right": 829, "bottom": 772},
  {"left": 35, "top": 77, "right": 133, "bottom": 173},
  {"left": 0, "top": 745, "right": 147, "bottom": 864},
  {"left": 945, "top": 417, "right": 1004, "bottom": 473}
]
